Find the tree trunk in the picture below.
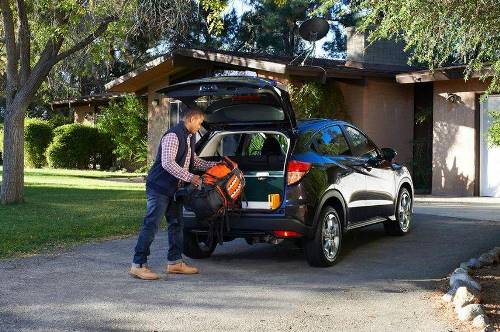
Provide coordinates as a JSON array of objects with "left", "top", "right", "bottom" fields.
[{"left": 1, "top": 105, "right": 25, "bottom": 204}]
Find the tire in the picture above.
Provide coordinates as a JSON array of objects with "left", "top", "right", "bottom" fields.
[
  {"left": 183, "top": 231, "right": 217, "bottom": 259},
  {"left": 384, "top": 187, "right": 412, "bottom": 236},
  {"left": 305, "top": 206, "right": 343, "bottom": 267}
]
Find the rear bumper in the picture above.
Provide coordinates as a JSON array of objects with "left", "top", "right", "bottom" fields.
[{"left": 183, "top": 212, "right": 309, "bottom": 237}]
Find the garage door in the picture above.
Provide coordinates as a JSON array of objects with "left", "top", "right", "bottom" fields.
[{"left": 480, "top": 95, "right": 500, "bottom": 197}]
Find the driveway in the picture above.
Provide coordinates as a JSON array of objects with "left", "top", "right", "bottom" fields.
[{"left": 1, "top": 208, "right": 499, "bottom": 331}]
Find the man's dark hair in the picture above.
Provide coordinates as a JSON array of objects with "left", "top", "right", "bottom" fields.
[{"left": 182, "top": 107, "right": 204, "bottom": 120}]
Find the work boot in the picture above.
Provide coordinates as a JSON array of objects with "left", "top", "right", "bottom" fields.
[
  {"left": 166, "top": 262, "right": 199, "bottom": 274},
  {"left": 129, "top": 265, "right": 160, "bottom": 280}
]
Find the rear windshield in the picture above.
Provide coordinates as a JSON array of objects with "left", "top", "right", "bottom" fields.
[{"left": 174, "top": 93, "right": 285, "bottom": 124}]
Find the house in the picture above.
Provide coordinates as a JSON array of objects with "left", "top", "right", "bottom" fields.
[
  {"left": 51, "top": 93, "right": 147, "bottom": 126},
  {"left": 397, "top": 67, "right": 499, "bottom": 197},
  {"left": 104, "top": 29, "right": 498, "bottom": 197}
]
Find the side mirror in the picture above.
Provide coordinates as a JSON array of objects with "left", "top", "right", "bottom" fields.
[{"left": 381, "top": 147, "right": 397, "bottom": 161}]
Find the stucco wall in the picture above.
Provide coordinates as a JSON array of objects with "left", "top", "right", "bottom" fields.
[
  {"left": 432, "top": 78, "right": 488, "bottom": 196},
  {"left": 338, "top": 78, "right": 414, "bottom": 166}
]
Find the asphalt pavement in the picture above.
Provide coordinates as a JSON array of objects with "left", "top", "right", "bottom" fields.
[{"left": 1, "top": 205, "right": 499, "bottom": 331}]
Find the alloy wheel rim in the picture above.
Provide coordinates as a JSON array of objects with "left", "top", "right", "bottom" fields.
[
  {"left": 398, "top": 192, "right": 412, "bottom": 232},
  {"left": 322, "top": 212, "right": 340, "bottom": 261}
]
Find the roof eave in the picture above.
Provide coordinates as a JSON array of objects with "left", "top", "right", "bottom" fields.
[{"left": 396, "top": 66, "right": 493, "bottom": 84}]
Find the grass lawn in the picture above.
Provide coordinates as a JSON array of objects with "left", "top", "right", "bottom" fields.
[{"left": 0, "top": 167, "right": 149, "bottom": 258}]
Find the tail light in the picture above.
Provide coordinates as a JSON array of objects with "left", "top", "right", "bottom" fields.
[
  {"left": 287, "top": 160, "right": 311, "bottom": 185},
  {"left": 272, "top": 230, "right": 303, "bottom": 238}
]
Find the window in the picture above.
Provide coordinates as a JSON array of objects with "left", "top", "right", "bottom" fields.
[
  {"left": 312, "top": 125, "right": 350, "bottom": 156},
  {"left": 344, "top": 126, "right": 378, "bottom": 159},
  {"left": 244, "top": 133, "right": 285, "bottom": 156},
  {"left": 218, "top": 134, "right": 243, "bottom": 156}
]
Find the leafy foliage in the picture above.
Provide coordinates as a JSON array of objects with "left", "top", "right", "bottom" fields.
[
  {"left": 0, "top": 123, "right": 3, "bottom": 165},
  {"left": 97, "top": 95, "right": 147, "bottom": 165},
  {"left": 46, "top": 124, "right": 115, "bottom": 170},
  {"left": 48, "top": 113, "right": 73, "bottom": 129},
  {"left": 235, "top": 0, "right": 312, "bottom": 56},
  {"left": 488, "top": 112, "right": 500, "bottom": 147},
  {"left": 288, "top": 81, "right": 348, "bottom": 120},
  {"left": 24, "top": 119, "right": 53, "bottom": 168},
  {"left": 351, "top": 0, "right": 500, "bottom": 95}
]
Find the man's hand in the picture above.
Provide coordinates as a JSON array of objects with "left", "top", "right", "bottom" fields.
[{"left": 190, "top": 175, "right": 202, "bottom": 187}]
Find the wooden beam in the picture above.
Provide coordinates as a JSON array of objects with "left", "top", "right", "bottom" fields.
[
  {"left": 175, "top": 49, "right": 287, "bottom": 74},
  {"left": 105, "top": 56, "right": 174, "bottom": 92}
]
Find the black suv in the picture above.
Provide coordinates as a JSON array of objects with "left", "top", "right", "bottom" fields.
[{"left": 160, "top": 76, "right": 414, "bottom": 267}]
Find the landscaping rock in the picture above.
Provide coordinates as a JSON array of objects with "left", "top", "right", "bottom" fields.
[
  {"left": 457, "top": 304, "right": 484, "bottom": 321},
  {"left": 467, "top": 258, "right": 481, "bottom": 269},
  {"left": 482, "top": 325, "right": 495, "bottom": 332},
  {"left": 450, "top": 272, "right": 481, "bottom": 291},
  {"left": 459, "top": 262, "right": 472, "bottom": 273},
  {"left": 442, "top": 291, "right": 454, "bottom": 303},
  {"left": 478, "top": 253, "right": 495, "bottom": 266},
  {"left": 452, "top": 286, "right": 480, "bottom": 308},
  {"left": 453, "top": 267, "right": 469, "bottom": 275},
  {"left": 472, "top": 315, "right": 489, "bottom": 328},
  {"left": 489, "top": 248, "right": 500, "bottom": 263}
]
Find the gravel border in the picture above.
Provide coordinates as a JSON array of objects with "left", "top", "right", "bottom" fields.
[{"left": 441, "top": 247, "right": 500, "bottom": 331}]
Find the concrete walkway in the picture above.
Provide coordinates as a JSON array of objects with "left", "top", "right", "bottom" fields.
[
  {"left": 415, "top": 195, "right": 500, "bottom": 222},
  {"left": 1, "top": 210, "right": 499, "bottom": 331}
]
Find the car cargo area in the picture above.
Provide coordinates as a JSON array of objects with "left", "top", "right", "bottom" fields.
[{"left": 199, "top": 131, "right": 289, "bottom": 211}]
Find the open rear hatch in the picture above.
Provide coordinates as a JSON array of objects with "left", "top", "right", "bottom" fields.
[
  {"left": 158, "top": 77, "right": 296, "bottom": 131},
  {"left": 160, "top": 77, "right": 298, "bottom": 213},
  {"left": 198, "top": 130, "right": 290, "bottom": 212}
]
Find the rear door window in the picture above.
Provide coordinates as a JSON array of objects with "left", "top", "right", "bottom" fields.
[
  {"left": 312, "top": 125, "right": 351, "bottom": 156},
  {"left": 344, "top": 126, "right": 379, "bottom": 159},
  {"left": 244, "top": 133, "right": 285, "bottom": 156}
]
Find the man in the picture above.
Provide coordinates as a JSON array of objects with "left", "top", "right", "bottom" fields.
[{"left": 130, "top": 108, "right": 217, "bottom": 280}]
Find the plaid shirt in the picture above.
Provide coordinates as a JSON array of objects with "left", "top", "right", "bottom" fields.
[{"left": 161, "top": 132, "right": 216, "bottom": 186}]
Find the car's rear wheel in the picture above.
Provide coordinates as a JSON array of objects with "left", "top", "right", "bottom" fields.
[
  {"left": 384, "top": 187, "right": 412, "bottom": 236},
  {"left": 183, "top": 231, "right": 217, "bottom": 259},
  {"left": 305, "top": 206, "right": 342, "bottom": 267}
]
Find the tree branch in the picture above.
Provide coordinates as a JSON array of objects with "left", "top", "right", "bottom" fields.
[
  {"left": 13, "top": 36, "right": 64, "bottom": 112},
  {"left": 55, "top": 15, "right": 118, "bottom": 62},
  {"left": 0, "top": 0, "right": 20, "bottom": 99},
  {"left": 17, "top": 0, "right": 31, "bottom": 86}
]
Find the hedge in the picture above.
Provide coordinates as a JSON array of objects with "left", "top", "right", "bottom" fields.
[
  {"left": 46, "top": 124, "right": 115, "bottom": 169},
  {"left": 25, "top": 118, "right": 53, "bottom": 168}
]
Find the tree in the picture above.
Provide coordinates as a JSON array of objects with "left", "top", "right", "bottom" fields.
[
  {"left": 0, "top": 0, "right": 226, "bottom": 204},
  {"left": 350, "top": 0, "right": 499, "bottom": 94},
  {"left": 235, "top": 0, "right": 313, "bottom": 56}
]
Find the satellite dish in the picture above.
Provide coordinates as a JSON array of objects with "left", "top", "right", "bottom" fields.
[
  {"left": 291, "top": 17, "right": 330, "bottom": 82},
  {"left": 298, "top": 18, "right": 329, "bottom": 42}
]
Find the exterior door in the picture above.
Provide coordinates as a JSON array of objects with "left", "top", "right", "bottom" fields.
[{"left": 480, "top": 95, "right": 500, "bottom": 197}]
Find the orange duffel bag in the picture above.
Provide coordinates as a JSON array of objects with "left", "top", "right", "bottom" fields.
[{"left": 182, "top": 157, "right": 245, "bottom": 221}]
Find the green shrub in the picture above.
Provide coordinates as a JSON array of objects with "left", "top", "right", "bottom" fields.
[
  {"left": 488, "top": 111, "right": 500, "bottom": 147},
  {"left": 0, "top": 123, "right": 3, "bottom": 165},
  {"left": 48, "top": 113, "right": 73, "bottom": 129},
  {"left": 97, "top": 94, "right": 147, "bottom": 167},
  {"left": 24, "top": 118, "right": 53, "bottom": 168},
  {"left": 288, "top": 81, "right": 349, "bottom": 120},
  {"left": 0, "top": 123, "right": 3, "bottom": 151},
  {"left": 46, "top": 124, "right": 115, "bottom": 169}
]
